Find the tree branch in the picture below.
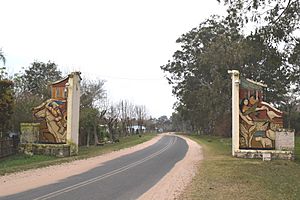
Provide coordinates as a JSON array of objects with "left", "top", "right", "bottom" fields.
[{"left": 272, "top": 0, "right": 292, "bottom": 24}]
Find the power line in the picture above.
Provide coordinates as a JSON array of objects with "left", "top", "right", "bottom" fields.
[{"left": 84, "top": 74, "right": 166, "bottom": 81}]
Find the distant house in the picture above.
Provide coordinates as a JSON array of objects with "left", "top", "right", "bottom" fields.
[{"left": 128, "top": 125, "right": 146, "bottom": 134}]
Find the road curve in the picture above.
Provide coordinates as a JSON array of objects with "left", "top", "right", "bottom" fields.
[{"left": 1, "top": 135, "right": 188, "bottom": 200}]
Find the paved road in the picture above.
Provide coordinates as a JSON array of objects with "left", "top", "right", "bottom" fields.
[{"left": 1, "top": 135, "right": 188, "bottom": 200}]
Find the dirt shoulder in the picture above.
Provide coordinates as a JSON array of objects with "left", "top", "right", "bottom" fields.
[
  {"left": 0, "top": 134, "right": 163, "bottom": 197},
  {"left": 138, "top": 134, "right": 203, "bottom": 200},
  {"left": 0, "top": 133, "right": 203, "bottom": 199}
]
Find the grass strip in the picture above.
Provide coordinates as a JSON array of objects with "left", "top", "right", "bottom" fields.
[
  {"left": 0, "top": 133, "right": 156, "bottom": 176},
  {"left": 180, "top": 135, "right": 300, "bottom": 200}
]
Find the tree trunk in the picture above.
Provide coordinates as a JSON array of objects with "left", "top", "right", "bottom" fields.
[
  {"left": 288, "top": 106, "right": 291, "bottom": 129},
  {"left": 108, "top": 124, "right": 113, "bottom": 142},
  {"left": 93, "top": 123, "right": 99, "bottom": 146},
  {"left": 87, "top": 129, "right": 90, "bottom": 147}
]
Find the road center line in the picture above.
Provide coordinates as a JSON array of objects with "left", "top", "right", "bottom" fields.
[{"left": 33, "top": 136, "right": 177, "bottom": 200}]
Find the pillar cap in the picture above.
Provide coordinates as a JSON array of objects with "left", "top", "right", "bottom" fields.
[{"left": 228, "top": 70, "right": 239, "bottom": 76}]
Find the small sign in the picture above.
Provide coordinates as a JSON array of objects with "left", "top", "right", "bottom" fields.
[
  {"left": 263, "top": 153, "right": 271, "bottom": 161},
  {"left": 275, "top": 131, "right": 294, "bottom": 151}
]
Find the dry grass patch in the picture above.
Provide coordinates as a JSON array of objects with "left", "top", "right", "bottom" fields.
[{"left": 180, "top": 135, "right": 300, "bottom": 200}]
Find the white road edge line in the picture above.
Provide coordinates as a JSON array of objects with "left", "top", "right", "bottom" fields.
[{"left": 33, "top": 136, "right": 177, "bottom": 200}]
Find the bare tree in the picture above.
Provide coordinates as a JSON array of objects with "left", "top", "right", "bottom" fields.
[
  {"left": 104, "top": 104, "right": 119, "bottom": 142},
  {"left": 127, "top": 102, "right": 136, "bottom": 135},
  {"left": 117, "top": 100, "right": 128, "bottom": 137},
  {"left": 134, "top": 105, "right": 148, "bottom": 134}
]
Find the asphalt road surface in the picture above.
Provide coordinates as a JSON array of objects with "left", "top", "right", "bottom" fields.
[{"left": 1, "top": 135, "right": 188, "bottom": 200}]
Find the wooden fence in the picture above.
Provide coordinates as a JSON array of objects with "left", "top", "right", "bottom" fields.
[{"left": 0, "top": 137, "right": 19, "bottom": 158}]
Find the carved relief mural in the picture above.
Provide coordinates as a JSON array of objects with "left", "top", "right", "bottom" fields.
[
  {"left": 239, "top": 78, "right": 283, "bottom": 149},
  {"left": 33, "top": 99, "right": 67, "bottom": 143},
  {"left": 32, "top": 77, "right": 69, "bottom": 143}
]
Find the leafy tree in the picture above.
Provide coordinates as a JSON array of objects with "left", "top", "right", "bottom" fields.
[
  {"left": 0, "top": 80, "right": 14, "bottom": 137},
  {"left": 10, "top": 93, "right": 41, "bottom": 132},
  {"left": 79, "top": 78, "right": 106, "bottom": 146},
  {"left": 289, "top": 40, "right": 300, "bottom": 89},
  {"left": 144, "top": 117, "right": 157, "bottom": 132},
  {"left": 218, "top": 0, "right": 300, "bottom": 42},
  {"left": 161, "top": 16, "right": 299, "bottom": 135},
  {"left": 0, "top": 49, "right": 14, "bottom": 137},
  {"left": 11, "top": 61, "right": 63, "bottom": 132},
  {"left": 80, "top": 107, "right": 105, "bottom": 146},
  {"left": 217, "top": 1, "right": 300, "bottom": 90},
  {"left": 15, "top": 61, "right": 62, "bottom": 99},
  {"left": 170, "top": 112, "right": 193, "bottom": 133},
  {"left": 0, "top": 48, "right": 7, "bottom": 80},
  {"left": 289, "top": 109, "right": 300, "bottom": 135},
  {"left": 219, "top": 0, "right": 300, "bottom": 126},
  {"left": 280, "top": 88, "right": 300, "bottom": 129},
  {"left": 157, "top": 115, "right": 172, "bottom": 132}
]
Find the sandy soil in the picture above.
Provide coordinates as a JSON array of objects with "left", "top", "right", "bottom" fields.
[{"left": 0, "top": 133, "right": 202, "bottom": 199}]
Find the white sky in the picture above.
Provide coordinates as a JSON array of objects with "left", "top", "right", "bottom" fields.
[{"left": 0, "top": 0, "right": 226, "bottom": 118}]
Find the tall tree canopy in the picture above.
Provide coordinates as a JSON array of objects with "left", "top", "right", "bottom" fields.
[
  {"left": 14, "top": 61, "right": 62, "bottom": 99},
  {"left": 219, "top": 0, "right": 300, "bottom": 41},
  {"left": 0, "top": 49, "right": 14, "bottom": 137},
  {"left": 219, "top": 0, "right": 300, "bottom": 85},
  {"left": 0, "top": 80, "right": 14, "bottom": 137},
  {"left": 11, "top": 61, "right": 62, "bottom": 132},
  {"left": 0, "top": 48, "right": 7, "bottom": 80},
  {"left": 161, "top": 14, "right": 300, "bottom": 135}
]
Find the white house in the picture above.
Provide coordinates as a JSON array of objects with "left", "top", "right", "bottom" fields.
[{"left": 128, "top": 125, "right": 146, "bottom": 133}]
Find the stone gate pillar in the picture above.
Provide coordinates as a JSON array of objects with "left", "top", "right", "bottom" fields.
[
  {"left": 66, "top": 72, "right": 81, "bottom": 155},
  {"left": 228, "top": 70, "right": 240, "bottom": 156}
]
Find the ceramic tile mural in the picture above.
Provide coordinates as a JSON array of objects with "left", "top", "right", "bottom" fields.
[{"left": 239, "top": 78, "right": 283, "bottom": 149}]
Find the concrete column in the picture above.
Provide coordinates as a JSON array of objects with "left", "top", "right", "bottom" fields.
[
  {"left": 228, "top": 70, "right": 240, "bottom": 156},
  {"left": 66, "top": 72, "right": 81, "bottom": 155}
]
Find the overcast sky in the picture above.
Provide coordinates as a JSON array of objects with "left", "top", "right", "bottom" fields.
[{"left": 0, "top": 0, "right": 226, "bottom": 118}]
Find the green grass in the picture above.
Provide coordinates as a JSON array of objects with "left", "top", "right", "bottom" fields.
[
  {"left": 295, "top": 136, "right": 300, "bottom": 162},
  {"left": 180, "top": 135, "right": 300, "bottom": 200},
  {"left": 0, "top": 133, "right": 156, "bottom": 176}
]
